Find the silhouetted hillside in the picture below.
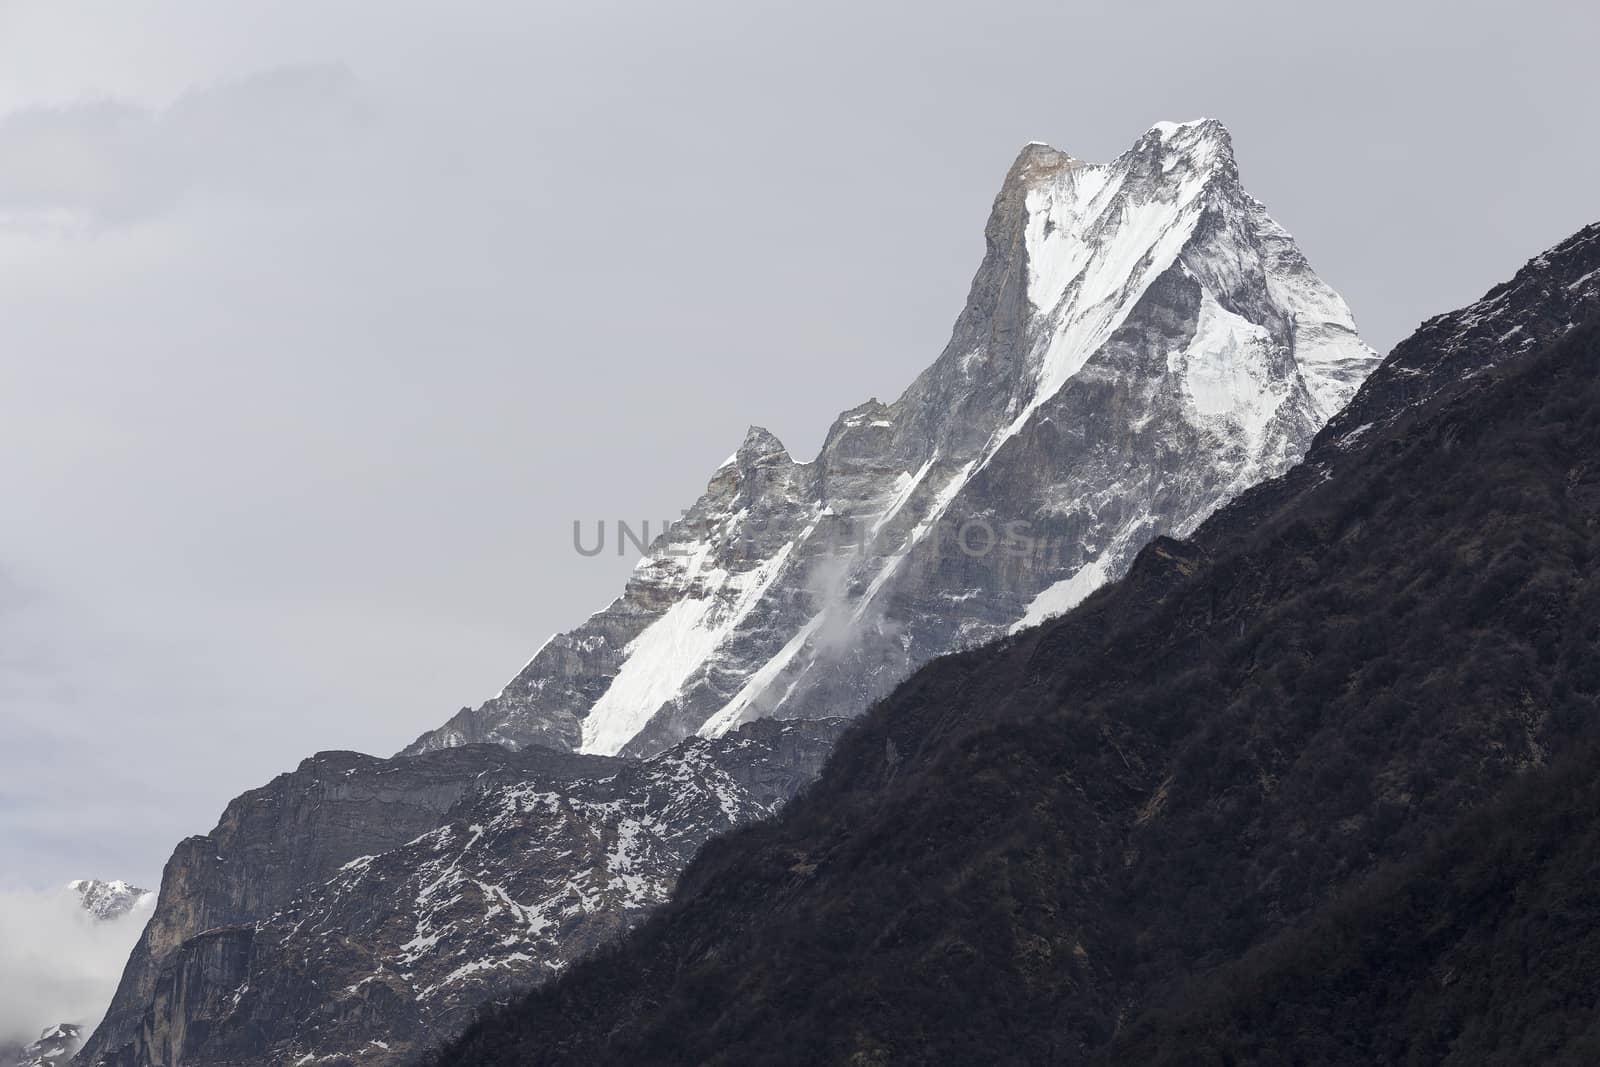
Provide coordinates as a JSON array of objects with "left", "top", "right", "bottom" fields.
[{"left": 429, "top": 227, "right": 1600, "bottom": 1065}]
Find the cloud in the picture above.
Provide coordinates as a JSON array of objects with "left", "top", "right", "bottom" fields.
[
  {"left": 0, "top": 886, "right": 153, "bottom": 1045},
  {"left": 0, "top": 63, "right": 364, "bottom": 228}
]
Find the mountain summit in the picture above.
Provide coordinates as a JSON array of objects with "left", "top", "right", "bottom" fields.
[
  {"left": 408, "top": 119, "right": 1378, "bottom": 759},
  {"left": 67, "top": 881, "right": 152, "bottom": 923}
]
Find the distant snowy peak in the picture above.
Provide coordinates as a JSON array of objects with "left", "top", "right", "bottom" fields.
[
  {"left": 2, "top": 1024, "right": 82, "bottom": 1067},
  {"left": 68, "top": 880, "right": 153, "bottom": 922},
  {"left": 405, "top": 119, "right": 1379, "bottom": 761}
]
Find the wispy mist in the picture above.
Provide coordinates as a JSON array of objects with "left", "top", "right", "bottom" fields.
[{"left": 0, "top": 886, "right": 153, "bottom": 1045}]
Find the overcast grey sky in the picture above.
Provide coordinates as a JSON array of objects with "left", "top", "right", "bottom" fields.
[{"left": 0, "top": 0, "right": 1594, "bottom": 889}]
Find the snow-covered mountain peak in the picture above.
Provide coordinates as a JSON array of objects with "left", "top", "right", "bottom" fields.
[
  {"left": 405, "top": 121, "right": 1379, "bottom": 761},
  {"left": 1008, "top": 119, "right": 1252, "bottom": 427},
  {"left": 1140, "top": 118, "right": 1235, "bottom": 178},
  {"left": 1147, "top": 116, "right": 1231, "bottom": 153},
  {"left": 1012, "top": 119, "right": 1232, "bottom": 193},
  {"left": 2, "top": 1022, "right": 82, "bottom": 1067},
  {"left": 67, "top": 879, "right": 154, "bottom": 922},
  {"left": 1150, "top": 117, "right": 1211, "bottom": 136}
]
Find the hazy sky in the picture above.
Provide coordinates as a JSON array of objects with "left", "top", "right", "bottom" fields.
[{"left": 0, "top": 0, "right": 1595, "bottom": 889}]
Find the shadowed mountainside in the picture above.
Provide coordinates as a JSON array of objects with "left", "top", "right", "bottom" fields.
[{"left": 430, "top": 226, "right": 1600, "bottom": 1065}]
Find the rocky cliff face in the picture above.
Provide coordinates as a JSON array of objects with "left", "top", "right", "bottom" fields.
[
  {"left": 78, "top": 719, "right": 843, "bottom": 1067},
  {"left": 406, "top": 119, "right": 1378, "bottom": 762}
]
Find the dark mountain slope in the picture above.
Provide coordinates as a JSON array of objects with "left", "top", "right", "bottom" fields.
[
  {"left": 1116, "top": 740, "right": 1600, "bottom": 1066},
  {"left": 430, "top": 229, "right": 1600, "bottom": 1066}
]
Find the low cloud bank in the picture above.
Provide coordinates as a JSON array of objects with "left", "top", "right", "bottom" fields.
[{"left": 0, "top": 885, "right": 153, "bottom": 1045}]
